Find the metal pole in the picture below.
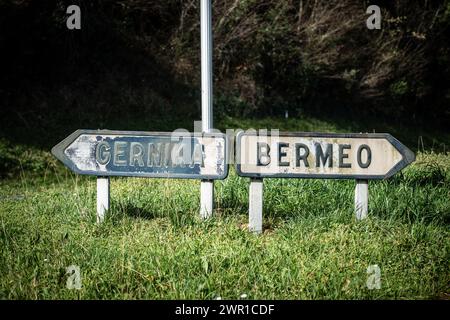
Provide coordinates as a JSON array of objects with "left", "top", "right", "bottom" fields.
[
  {"left": 97, "top": 177, "right": 110, "bottom": 223},
  {"left": 200, "top": 0, "right": 214, "bottom": 219},
  {"left": 355, "top": 179, "right": 368, "bottom": 220},
  {"left": 249, "top": 178, "right": 263, "bottom": 233}
]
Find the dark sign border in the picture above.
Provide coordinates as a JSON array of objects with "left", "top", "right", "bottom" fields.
[
  {"left": 52, "top": 129, "right": 229, "bottom": 180},
  {"left": 235, "top": 131, "right": 415, "bottom": 180}
]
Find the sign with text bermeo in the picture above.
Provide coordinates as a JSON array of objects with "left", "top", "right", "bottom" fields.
[
  {"left": 235, "top": 131, "right": 415, "bottom": 179},
  {"left": 52, "top": 130, "right": 228, "bottom": 179}
]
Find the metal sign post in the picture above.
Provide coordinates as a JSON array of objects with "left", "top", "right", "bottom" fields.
[
  {"left": 249, "top": 178, "right": 263, "bottom": 233},
  {"left": 52, "top": 130, "right": 228, "bottom": 179},
  {"left": 355, "top": 179, "right": 368, "bottom": 220},
  {"left": 96, "top": 177, "right": 110, "bottom": 223},
  {"left": 200, "top": 0, "right": 214, "bottom": 219},
  {"left": 52, "top": 130, "right": 229, "bottom": 222},
  {"left": 236, "top": 131, "right": 415, "bottom": 231}
]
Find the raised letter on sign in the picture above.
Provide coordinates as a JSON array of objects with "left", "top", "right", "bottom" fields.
[
  {"left": 315, "top": 144, "right": 333, "bottom": 168},
  {"left": 277, "top": 143, "right": 290, "bottom": 167},
  {"left": 192, "top": 143, "right": 205, "bottom": 168},
  {"left": 257, "top": 142, "right": 271, "bottom": 166},
  {"left": 130, "top": 142, "right": 144, "bottom": 167},
  {"left": 113, "top": 142, "right": 127, "bottom": 166},
  {"left": 338, "top": 144, "right": 351, "bottom": 168},
  {"left": 295, "top": 143, "right": 310, "bottom": 167},
  {"left": 96, "top": 141, "right": 111, "bottom": 165},
  {"left": 357, "top": 145, "right": 372, "bottom": 168}
]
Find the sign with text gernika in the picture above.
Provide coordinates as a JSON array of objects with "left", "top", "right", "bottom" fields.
[
  {"left": 52, "top": 130, "right": 228, "bottom": 179},
  {"left": 235, "top": 131, "right": 415, "bottom": 179}
]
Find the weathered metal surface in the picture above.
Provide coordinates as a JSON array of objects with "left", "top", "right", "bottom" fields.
[
  {"left": 52, "top": 130, "right": 228, "bottom": 179},
  {"left": 235, "top": 131, "right": 415, "bottom": 179}
]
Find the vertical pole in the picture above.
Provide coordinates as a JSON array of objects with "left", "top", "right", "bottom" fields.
[
  {"left": 200, "top": 0, "right": 214, "bottom": 219},
  {"left": 249, "top": 178, "right": 263, "bottom": 233},
  {"left": 355, "top": 179, "right": 368, "bottom": 220},
  {"left": 97, "top": 177, "right": 110, "bottom": 223},
  {"left": 200, "top": 181, "right": 214, "bottom": 219}
]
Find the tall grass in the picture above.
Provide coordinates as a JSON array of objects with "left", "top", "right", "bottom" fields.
[{"left": 0, "top": 152, "right": 448, "bottom": 299}]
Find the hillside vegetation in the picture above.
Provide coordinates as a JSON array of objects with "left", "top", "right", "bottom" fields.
[{"left": 1, "top": 0, "right": 450, "bottom": 127}]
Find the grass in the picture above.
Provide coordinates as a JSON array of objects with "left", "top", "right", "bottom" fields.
[
  {"left": 0, "top": 147, "right": 449, "bottom": 299},
  {"left": 2, "top": 13, "right": 449, "bottom": 299}
]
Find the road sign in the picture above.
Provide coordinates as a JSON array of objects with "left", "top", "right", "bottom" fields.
[
  {"left": 235, "top": 131, "right": 415, "bottom": 179},
  {"left": 52, "top": 130, "right": 228, "bottom": 179}
]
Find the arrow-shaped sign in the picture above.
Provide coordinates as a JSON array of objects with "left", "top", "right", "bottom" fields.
[
  {"left": 52, "top": 130, "right": 228, "bottom": 179},
  {"left": 235, "top": 131, "right": 415, "bottom": 179}
]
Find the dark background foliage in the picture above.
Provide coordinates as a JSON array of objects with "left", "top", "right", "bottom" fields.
[{"left": 0, "top": 0, "right": 449, "bottom": 148}]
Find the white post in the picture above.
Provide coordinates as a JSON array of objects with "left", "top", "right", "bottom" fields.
[
  {"left": 97, "top": 177, "right": 110, "bottom": 223},
  {"left": 249, "top": 178, "right": 263, "bottom": 233},
  {"left": 200, "top": 181, "right": 214, "bottom": 219},
  {"left": 200, "top": 0, "right": 214, "bottom": 219},
  {"left": 355, "top": 179, "right": 368, "bottom": 220}
]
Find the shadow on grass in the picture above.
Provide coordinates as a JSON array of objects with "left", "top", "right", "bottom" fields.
[
  {"left": 111, "top": 201, "right": 197, "bottom": 229},
  {"left": 117, "top": 203, "right": 160, "bottom": 221}
]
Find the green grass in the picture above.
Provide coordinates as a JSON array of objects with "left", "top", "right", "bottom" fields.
[
  {"left": 0, "top": 150, "right": 449, "bottom": 299},
  {"left": 0, "top": 111, "right": 449, "bottom": 299}
]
